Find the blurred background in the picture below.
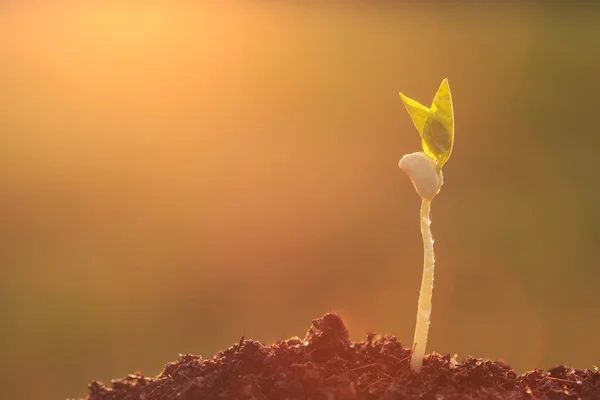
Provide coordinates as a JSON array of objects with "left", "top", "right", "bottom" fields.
[{"left": 1, "top": 2, "right": 600, "bottom": 399}]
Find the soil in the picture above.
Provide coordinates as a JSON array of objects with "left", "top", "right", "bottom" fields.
[{"left": 81, "top": 313, "right": 600, "bottom": 400}]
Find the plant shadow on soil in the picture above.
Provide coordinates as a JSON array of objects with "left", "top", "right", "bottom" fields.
[{"left": 82, "top": 313, "right": 600, "bottom": 400}]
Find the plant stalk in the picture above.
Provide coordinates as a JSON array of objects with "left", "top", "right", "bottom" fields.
[{"left": 410, "top": 198, "right": 435, "bottom": 372}]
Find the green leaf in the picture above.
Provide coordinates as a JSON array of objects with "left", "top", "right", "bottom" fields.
[
  {"left": 398, "top": 92, "right": 430, "bottom": 137},
  {"left": 428, "top": 78, "right": 454, "bottom": 168},
  {"left": 422, "top": 115, "right": 451, "bottom": 168},
  {"left": 399, "top": 79, "right": 455, "bottom": 168}
]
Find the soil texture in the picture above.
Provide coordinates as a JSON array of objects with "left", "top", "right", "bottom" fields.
[{"left": 82, "top": 313, "right": 600, "bottom": 400}]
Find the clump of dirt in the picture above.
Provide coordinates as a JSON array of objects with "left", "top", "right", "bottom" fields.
[{"left": 82, "top": 313, "right": 600, "bottom": 400}]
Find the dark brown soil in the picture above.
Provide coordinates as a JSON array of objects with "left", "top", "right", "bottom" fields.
[{"left": 82, "top": 313, "right": 600, "bottom": 400}]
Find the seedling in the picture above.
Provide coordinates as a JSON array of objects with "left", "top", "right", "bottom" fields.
[{"left": 398, "top": 79, "right": 454, "bottom": 373}]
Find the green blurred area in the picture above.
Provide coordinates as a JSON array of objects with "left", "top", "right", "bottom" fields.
[{"left": 1, "top": 2, "right": 600, "bottom": 399}]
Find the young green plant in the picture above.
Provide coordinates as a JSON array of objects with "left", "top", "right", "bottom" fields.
[{"left": 398, "top": 79, "right": 454, "bottom": 373}]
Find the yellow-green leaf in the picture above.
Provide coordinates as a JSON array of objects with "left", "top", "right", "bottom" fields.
[
  {"left": 422, "top": 115, "right": 452, "bottom": 168},
  {"left": 398, "top": 92, "right": 430, "bottom": 138},
  {"left": 399, "top": 78, "right": 455, "bottom": 168},
  {"left": 427, "top": 78, "right": 454, "bottom": 168}
]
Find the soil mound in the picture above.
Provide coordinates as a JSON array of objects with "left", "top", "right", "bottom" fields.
[{"left": 83, "top": 313, "right": 600, "bottom": 400}]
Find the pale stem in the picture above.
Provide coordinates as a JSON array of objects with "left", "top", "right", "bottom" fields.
[{"left": 410, "top": 198, "right": 434, "bottom": 372}]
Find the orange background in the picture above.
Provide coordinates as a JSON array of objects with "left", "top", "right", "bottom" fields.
[{"left": 1, "top": 2, "right": 599, "bottom": 399}]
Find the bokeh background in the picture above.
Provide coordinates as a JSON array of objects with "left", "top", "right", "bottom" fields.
[{"left": 1, "top": 2, "right": 600, "bottom": 399}]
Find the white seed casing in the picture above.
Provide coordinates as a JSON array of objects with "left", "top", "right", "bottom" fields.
[{"left": 398, "top": 152, "right": 443, "bottom": 200}]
